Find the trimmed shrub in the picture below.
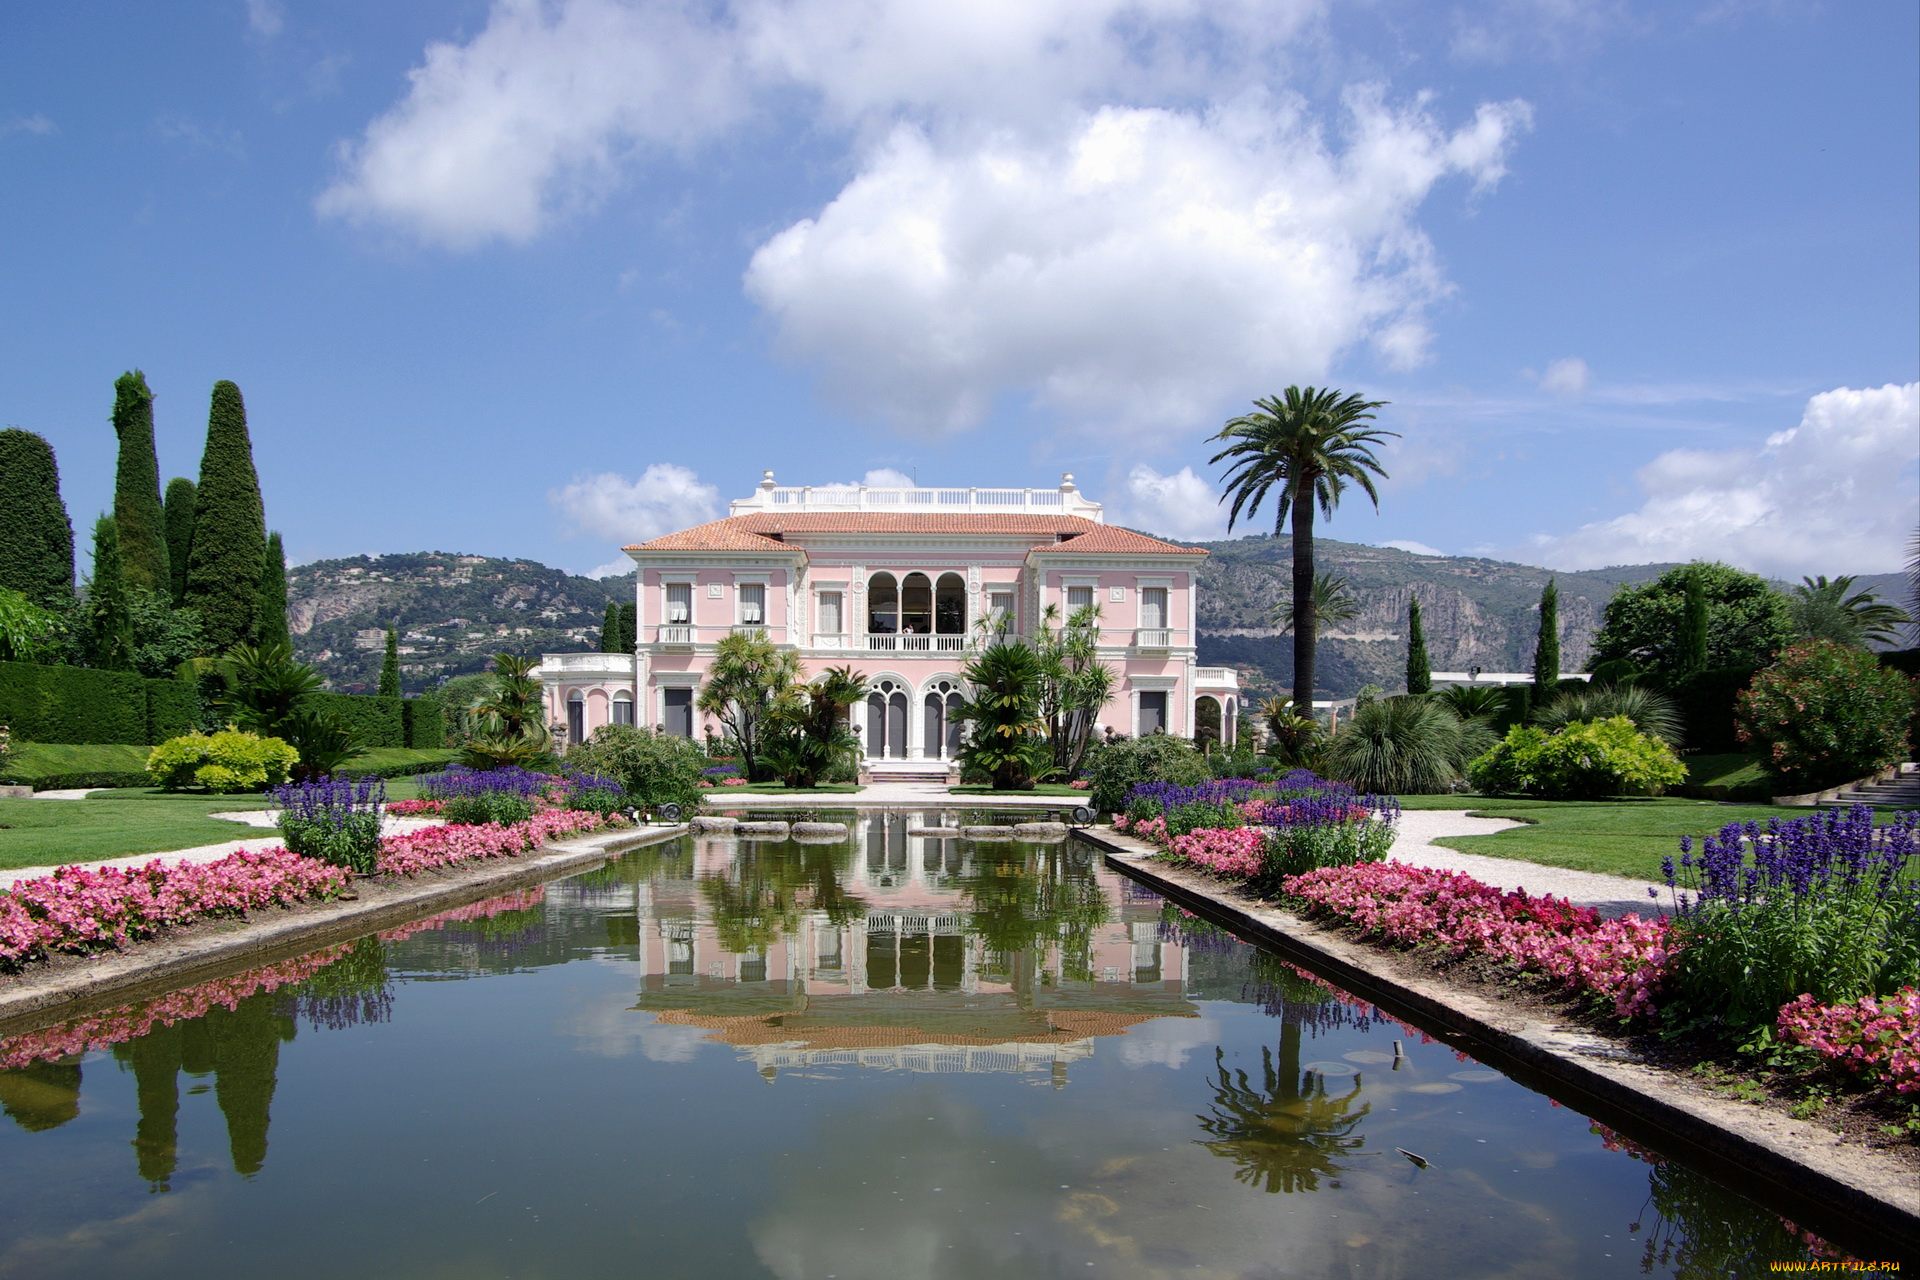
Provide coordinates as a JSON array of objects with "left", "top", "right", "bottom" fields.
[
  {"left": 402, "top": 696, "right": 445, "bottom": 749},
  {"left": 1737, "top": 641, "right": 1913, "bottom": 791},
  {"left": 569, "top": 724, "right": 706, "bottom": 811},
  {"left": 146, "top": 729, "right": 298, "bottom": 793},
  {"left": 145, "top": 678, "right": 198, "bottom": 743},
  {"left": 1658, "top": 664, "right": 1755, "bottom": 754},
  {"left": 1084, "top": 734, "right": 1209, "bottom": 813},
  {"left": 0, "top": 660, "right": 146, "bottom": 745},
  {"left": 302, "top": 691, "right": 404, "bottom": 748},
  {"left": 1468, "top": 717, "right": 1686, "bottom": 800}
]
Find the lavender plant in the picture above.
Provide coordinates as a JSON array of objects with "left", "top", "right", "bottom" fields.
[
  {"left": 1255, "top": 791, "right": 1401, "bottom": 884},
  {"left": 420, "top": 765, "right": 549, "bottom": 826},
  {"left": 561, "top": 770, "right": 627, "bottom": 817},
  {"left": 274, "top": 775, "right": 386, "bottom": 874},
  {"left": 1664, "top": 805, "right": 1920, "bottom": 1032}
]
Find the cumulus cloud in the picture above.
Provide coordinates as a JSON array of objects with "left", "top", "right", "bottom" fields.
[
  {"left": 324, "top": 0, "right": 1529, "bottom": 436},
  {"left": 1536, "top": 356, "right": 1589, "bottom": 397},
  {"left": 550, "top": 462, "right": 721, "bottom": 547},
  {"left": 748, "top": 95, "right": 1527, "bottom": 434},
  {"left": 1382, "top": 538, "right": 1444, "bottom": 556},
  {"left": 1527, "top": 383, "right": 1920, "bottom": 577},
  {"left": 1112, "top": 464, "right": 1227, "bottom": 541}
]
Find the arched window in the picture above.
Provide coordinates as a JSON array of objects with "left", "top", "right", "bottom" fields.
[
  {"left": 923, "top": 678, "right": 965, "bottom": 758},
  {"left": 900, "top": 573, "right": 932, "bottom": 635},
  {"left": 867, "top": 572, "right": 898, "bottom": 635},
  {"left": 611, "top": 692, "right": 634, "bottom": 726},
  {"left": 566, "top": 691, "right": 585, "bottom": 745},
  {"left": 1194, "top": 696, "right": 1222, "bottom": 750},
  {"left": 866, "top": 678, "right": 909, "bottom": 758},
  {"left": 934, "top": 573, "right": 966, "bottom": 635}
]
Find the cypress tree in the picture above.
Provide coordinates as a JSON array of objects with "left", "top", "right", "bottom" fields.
[
  {"left": 1533, "top": 580, "right": 1561, "bottom": 697},
  {"left": 600, "top": 601, "right": 620, "bottom": 653},
  {"left": 183, "top": 381, "right": 267, "bottom": 653},
  {"left": 1676, "top": 569, "right": 1710, "bottom": 678},
  {"left": 111, "top": 371, "right": 170, "bottom": 594},
  {"left": 379, "top": 626, "right": 400, "bottom": 697},
  {"left": 257, "top": 532, "right": 290, "bottom": 649},
  {"left": 88, "top": 515, "right": 134, "bottom": 671},
  {"left": 620, "top": 602, "right": 637, "bottom": 652},
  {"left": 163, "top": 477, "right": 196, "bottom": 605},
  {"left": 1405, "top": 596, "right": 1431, "bottom": 695},
  {"left": 0, "top": 427, "right": 75, "bottom": 608}
]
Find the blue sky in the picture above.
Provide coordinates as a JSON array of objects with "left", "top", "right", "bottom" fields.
[{"left": 2, "top": 0, "right": 1914, "bottom": 580}]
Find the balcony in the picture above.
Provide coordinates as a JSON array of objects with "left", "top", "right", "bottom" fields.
[
  {"left": 811, "top": 631, "right": 847, "bottom": 648},
  {"left": 538, "top": 652, "right": 636, "bottom": 676},
  {"left": 1133, "top": 629, "right": 1173, "bottom": 652},
  {"left": 865, "top": 633, "right": 972, "bottom": 653},
  {"left": 656, "top": 625, "right": 694, "bottom": 649},
  {"left": 731, "top": 624, "right": 768, "bottom": 640}
]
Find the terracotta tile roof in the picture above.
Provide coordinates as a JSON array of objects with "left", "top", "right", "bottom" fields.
[{"left": 625, "top": 513, "right": 1205, "bottom": 555}]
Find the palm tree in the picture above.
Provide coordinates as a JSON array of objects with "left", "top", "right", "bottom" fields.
[
  {"left": 696, "top": 631, "right": 802, "bottom": 782},
  {"left": 1788, "top": 575, "right": 1912, "bottom": 648},
  {"left": 1211, "top": 387, "right": 1395, "bottom": 709},
  {"left": 953, "top": 640, "right": 1052, "bottom": 790},
  {"left": 1272, "top": 571, "right": 1359, "bottom": 637}
]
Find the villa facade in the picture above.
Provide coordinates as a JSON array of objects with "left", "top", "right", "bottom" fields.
[{"left": 540, "top": 473, "right": 1238, "bottom": 773}]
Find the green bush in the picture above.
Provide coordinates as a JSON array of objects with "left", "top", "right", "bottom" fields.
[
  {"left": 1467, "top": 717, "right": 1686, "bottom": 800},
  {"left": 302, "top": 691, "right": 404, "bottom": 748},
  {"left": 146, "top": 729, "right": 298, "bottom": 793},
  {"left": 442, "top": 794, "right": 537, "bottom": 826},
  {"left": 569, "top": 724, "right": 706, "bottom": 811},
  {"left": 1084, "top": 735, "right": 1208, "bottom": 812},
  {"left": 1658, "top": 664, "right": 1755, "bottom": 754},
  {"left": 402, "top": 696, "right": 445, "bottom": 749},
  {"left": 1736, "top": 641, "right": 1914, "bottom": 791}
]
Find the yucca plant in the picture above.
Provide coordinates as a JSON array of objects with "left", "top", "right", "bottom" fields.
[
  {"left": 1533, "top": 681, "right": 1683, "bottom": 746},
  {"left": 1325, "top": 696, "right": 1481, "bottom": 795}
]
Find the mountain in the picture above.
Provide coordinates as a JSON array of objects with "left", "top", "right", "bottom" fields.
[{"left": 287, "top": 552, "right": 631, "bottom": 693}]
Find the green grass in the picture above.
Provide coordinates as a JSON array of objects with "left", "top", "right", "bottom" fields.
[
  {"left": 1677, "top": 752, "right": 1772, "bottom": 801},
  {"left": 1395, "top": 793, "right": 1825, "bottom": 882},
  {"left": 0, "top": 741, "right": 153, "bottom": 787},
  {"left": 948, "top": 783, "right": 1091, "bottom": 796},
  {"left": 708, "top": 782, "right": 864, "bottom": 794}
]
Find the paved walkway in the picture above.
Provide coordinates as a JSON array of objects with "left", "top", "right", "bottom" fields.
[
  {"left": 1386, "top": 809, "right": 1680, "bottom": 919},
  {"left": 0, "top": 813, "right": 444, "bottom": 891}
]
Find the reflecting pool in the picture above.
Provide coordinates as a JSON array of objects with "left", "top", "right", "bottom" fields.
[{"left": 0, "top": 813, "right": 1858, "bottom": 1277}]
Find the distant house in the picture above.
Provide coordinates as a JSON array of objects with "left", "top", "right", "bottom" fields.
[{"left": 540, "top": 473, "right": 1239, "bottom": 775}]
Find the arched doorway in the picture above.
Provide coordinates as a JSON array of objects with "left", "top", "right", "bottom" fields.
[
  {"left": 922, "top": 678, "right": 965, "bottom": 758},
  {"left": 900, "top": 573, "right": 933, "bottom": 646},
  {"left": 1194, "top": 696, "right": 1223, "bottom": 751},
  {"left": 934, "top": 573, "right": 967, "bottom": 647},
  {"left": 866, "top": 678, "right": 909, "bottom": 758},
  {"left": 566, "top": 691, "right": 585, "bottom": 746}
]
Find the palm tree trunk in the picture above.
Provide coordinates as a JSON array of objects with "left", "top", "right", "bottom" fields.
[{"left": 1291, "top": 496, "right": 1316, "bottom": 712}]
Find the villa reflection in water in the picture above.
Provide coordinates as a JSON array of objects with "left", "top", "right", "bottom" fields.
[{"left": 631, "top": 811, "right": 1197, "bottom": 1082}]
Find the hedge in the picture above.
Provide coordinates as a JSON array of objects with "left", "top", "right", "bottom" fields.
[
  {"left": 302, "top": 691, "right": 404, "bottom": 749},
  {"left": 0, "top": 660, "right": 148, "bottom": 744},
  {"left": 402, "top": 696, "right": 445, "bottom": 749},
  {"left": 146, "top": 678, "right": 199, "bottom": 743},
  {"left": 1663, "top": 664, "right": 1756, "bottom": 755}
]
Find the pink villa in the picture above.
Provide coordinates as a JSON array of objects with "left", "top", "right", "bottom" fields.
[{"left": 540, "top": 473, "right": 1239, "bottom": 776}]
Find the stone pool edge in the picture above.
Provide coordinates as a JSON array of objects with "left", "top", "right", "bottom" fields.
[
  {"left": 1075, "top": 826, "right": 1920, "bottom": 1263},
  {"left": 0, "top": 824, "right": 687, "bottom": 1033}
]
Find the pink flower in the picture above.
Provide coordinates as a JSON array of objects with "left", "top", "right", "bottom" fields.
[{"left": 1777, "top": 988, "right": 1920, "bottom": 1094}]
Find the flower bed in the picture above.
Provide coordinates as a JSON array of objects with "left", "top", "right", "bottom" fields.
[
  {"left": 0, "top": 808, "right": 621, "bottom": 972},
  {"left": 1283, "top": 862, "right": 1672, "bottom": 1019},
  {"left": 1777, "top": 988, "right": 1920, "bottom": 1095},
  {"left": 385, "top": 797, "right": 444, "bottom": 817}
]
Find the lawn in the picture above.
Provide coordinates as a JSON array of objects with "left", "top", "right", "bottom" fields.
[
  {"left": 948, "top": 783, "right": 1091, "bottom": 797},
  {"left": 705, "top": 782, "right": 864, "bottom": 794},
  {"left": 1394, "top": 793, "right": 1844, "bottom": 882},
  {"left": 0, "top": 776, "right": 425, "bottom": 872}
]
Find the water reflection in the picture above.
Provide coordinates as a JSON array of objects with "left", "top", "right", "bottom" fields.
[{"left": 634, "top": 811, "right": 1195, "bottom": 1081}]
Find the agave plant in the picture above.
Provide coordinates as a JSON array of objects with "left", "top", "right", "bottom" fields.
[
  {"left": 1258, "top": 697, "right": 1321, "bottom": 768},
  {"left": 1533, "top": 681, "right": 1683, "bottom": 746},
  {"left": 1434, "top": 683, "right": 1506, "bottom": 721}
]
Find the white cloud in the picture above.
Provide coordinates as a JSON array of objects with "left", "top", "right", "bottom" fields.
[
  {"left": 1527, "top": 383, "right": 1920, "bottom": 576},
  {"left": 550, "top": 462, "right": 721, "bottom": 545},
  {"left": 1112, "top": 464, "right": 1227, "bottom": 541},
  {"left": 244, "top": 0, "right": 285, "bottom": 39},
  {"left": 1382, "top": 538, "right": 1444, "bottom": 556},
  {"left": 815, "top": 467, "right": 918, "bottom": 490},
  {"left": 1537, "top": 355, "right": 1589, "bottom": 397},
  {"left": 323, "top": 1, "right": 1528, "bottom": 437},
  {"left": 1, "top": 113, "right": 57, "bottom": 138},
  {"left": 748, "top": 94, "right": 1528, "bottom": 434}
]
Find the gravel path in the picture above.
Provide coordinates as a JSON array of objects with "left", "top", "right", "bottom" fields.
[
  {"left": 1387, "top": 809, "right": 1680, "bottom": 918},
  {"left": 0, "top": 813, "right": 445, "bottom": 891}
]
